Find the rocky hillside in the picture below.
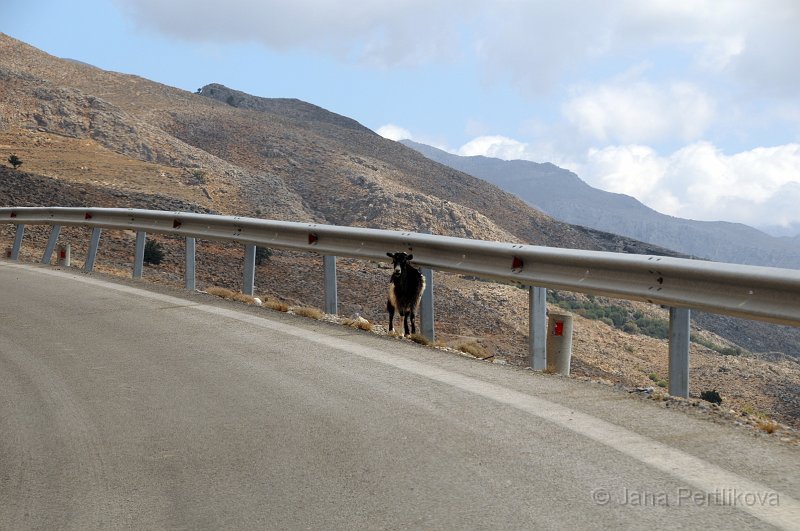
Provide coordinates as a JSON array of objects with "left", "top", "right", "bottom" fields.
[
  {"left": 0, "top": 33, "right": 684, "bottom": 255},
  {"left": 1, "top": 33, "right": 799, "bottom": 433}
]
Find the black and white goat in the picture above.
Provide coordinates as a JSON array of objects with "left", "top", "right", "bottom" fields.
[{"left": 386, "top": 251, "right": 426, "bottom": 336}]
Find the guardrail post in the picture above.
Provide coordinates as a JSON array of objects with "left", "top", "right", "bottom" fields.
[
  {"left": 668, "top": 307, "right": 691, "bottom": 398},
  {"left": 57, "top": 244, "right": 71, "bottom": 266},
  {"left": 546, "top": 312, "right": 574, "bottom": 375},
  {"left": 323, "top": 255, "right": 338, "bottom": 315},
  {"left": 11, "top": 224, "right": 24, "bottom": 260},
  {"left": 133, "top": 231, "right": 146, "bottom": 279},
  {"left": 185, "top": 237, "right": 196, "bottom": 290},
  {"left": 420, "top": 266, "right": 435, "bottom": 341},
  {"left": 41, "top": 224, "right": 61, "bottom": 265},
  {"left": 84, "top": 227, "right": 102, "bottom": 272},
  {"left": 529, "top": 286, "right": 547, "bottom": 370},
  {"left": 243, "top": 244, "right": 256, "bottom": 296}
]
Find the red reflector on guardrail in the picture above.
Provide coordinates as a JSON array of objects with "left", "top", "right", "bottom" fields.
[
  {"left": 512, "top": 256, "right": 523, "bottom": 270},
  {"left": 553, "top": 321, "right": 564, "bottom": 336},
  {"left": 309, "top": 233, "right": 318, "bottom": 245},
  {"left": 173, "top": 220, "right": 182, "bottom": 229},
  {"left": 85, "top": 212, "right": 93, "bottom": 220},
  {"left": 9, "top": 211, "right": 16, "bottom": 218}
]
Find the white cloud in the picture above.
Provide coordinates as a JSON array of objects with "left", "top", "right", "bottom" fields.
[
  {"left": 457, "top": 136, "right": 528, "bottom": 159},
  {"left": 582, "top": 145, "right": 667, "bottom": 200},
  {"left": 377, "top": 124, "right": 413, "bottom": 141},
  {"left": 114, "top": 0, "right": 474, "bottom": 67},
  {"left": 115, "top": 0, "right": 800, "bottom": 96},
  {"left": 562, "top": 79, "right": 715, "bottom": 145},
  {"left": 579, "top": 141, "right": 800, "bottom": 227}
]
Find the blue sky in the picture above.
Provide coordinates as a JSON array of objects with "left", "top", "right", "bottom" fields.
[{"left": 4, "top": 0, "right": 800, "bottom": 234}]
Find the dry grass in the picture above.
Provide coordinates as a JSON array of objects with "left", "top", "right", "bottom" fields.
[
  {"left": 343, "top": 318, "right": 373, "bottom": 331},
  {"left": 409, "top": 333, "right": 432, "bottom": 346},
  {"left": 264, "top": 300, "right": 289, "bottom": 312},
  {"left": 206, "top": 286, "right": 290, "bottom": 312},
  {"left": 293, "top": 307, "right": 324, "bottom": 320},
  {"left": 757, "top": 419, "right": 780, "bottom": 434},
  {"left": 456, "top": 341, "right": 491, "bottom": 359},
  {"left": 206, "top": 286, "right": 259, "bottom": 304}
]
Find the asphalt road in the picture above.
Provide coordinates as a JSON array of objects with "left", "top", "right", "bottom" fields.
[{"left": 1, "top": 261, "right": 799, "bottom": 529}]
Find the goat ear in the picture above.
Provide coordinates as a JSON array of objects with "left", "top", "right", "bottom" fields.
[
  {"left": 407, "top": 254, "right": 413, "bottom": 261},
  {"left": 387, "top": 252, "right": 393, "bottom": 258}
]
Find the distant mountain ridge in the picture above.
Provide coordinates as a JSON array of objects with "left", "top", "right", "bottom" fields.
[{"left": 402, "top": 140, "right": 800, "bottom": 269}]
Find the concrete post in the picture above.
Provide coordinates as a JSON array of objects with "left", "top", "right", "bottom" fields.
[
  {"left": 243, "top": 244, "right": 256, "bottom": 296},
  {"left": 529, "top": 286, "right": 547, "bottom": 370},
  {"left": 668, "top": 307, "right": 691, "bottom": 398},
  {"left": 546, "top": 312, "right": 574, "bottom": 375},
  {"left": 84, "top": 227, "right": 102, "bottom": 272},
  {"left": 57, "top": 244, "right": 71, "bottom": 267},
  {"left": 41, "top": 224, "right": 61, "bottom": 265},
  {"left": 133, "top": 231, "right": 146, "bottom": 279},
  {"left": 420, "top": 266, "right": 435, "bottom": 341},
  {"left": 323, "top": 255, "right": 338, "bottom": 315},
  {"left": 185, "top": 237, "right": 196, "bottom": 290},
  {"left": 11, "top": 224, "right": 24, "bottom": 260}
]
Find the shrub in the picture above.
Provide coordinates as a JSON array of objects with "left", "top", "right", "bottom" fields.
[
  {"left": 255, "top": 246, "right": 272, "bottom": 265},
  {"left": 700, "top": 389, "right": 722, "bottom": 405},
  {"left": 622, "top": 322, "right": 640, "bottom": 334},
  {"left": 143, "top": 239, "right": 164, "bottom": 265},
  {"left": 7, "top": 154, "right": 22, "bottom": 169},
  {"left": 757, "top": 419, "right": 779, "bottom": 434},
  {"left": 185, "top": 168, "right": 207, "bottom": 185}
]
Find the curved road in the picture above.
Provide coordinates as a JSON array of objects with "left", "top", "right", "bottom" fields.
[{"left": 1, "top": 261, "right": 799, "bottom": 529}]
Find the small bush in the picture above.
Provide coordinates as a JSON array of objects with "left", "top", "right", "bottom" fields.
[
  {"left": 143, "top": 239, "right": 164, "bottom": 265},
  {"left": 622, "top": 322, "right": 640, "bottom": 334},
  {"left": 700, "top": 389, "right": 722, "bottom": 405},
  {"left": 7, "top": 154, "right": 22, "bottom": 169},
  {"left": 185, "top": 168, "right": 207, "bottom": 185},
  {"left": 255, "top": 246, "right": 272, "bottom": 265},
  {"left": 757, "top": 419, "right": 779, "bottom": 434}
]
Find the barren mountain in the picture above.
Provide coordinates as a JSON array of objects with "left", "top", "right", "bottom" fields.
[
  {"left": 1, "top": 33, "right": 798, "bottom": 434},
  {"left": 402, "top": 140, "right": 800, "bottom": 269}
]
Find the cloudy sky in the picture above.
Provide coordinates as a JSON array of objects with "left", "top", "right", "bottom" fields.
[{"left": 5, "top": 0, "right": 800, "bottom": 234}]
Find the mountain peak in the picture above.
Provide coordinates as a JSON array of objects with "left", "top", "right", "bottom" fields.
[{"left": 198, "top": 83, "right": 371, "bottom": 133}]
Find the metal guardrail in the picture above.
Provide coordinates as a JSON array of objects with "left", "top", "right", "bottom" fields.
[{"left": 4, "top": 207, "right": 800, "bottom": 397}]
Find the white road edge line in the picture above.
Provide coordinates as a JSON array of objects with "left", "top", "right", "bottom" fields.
[{"left": 5, "top": 262, "right": 800, "bottom": 529}]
